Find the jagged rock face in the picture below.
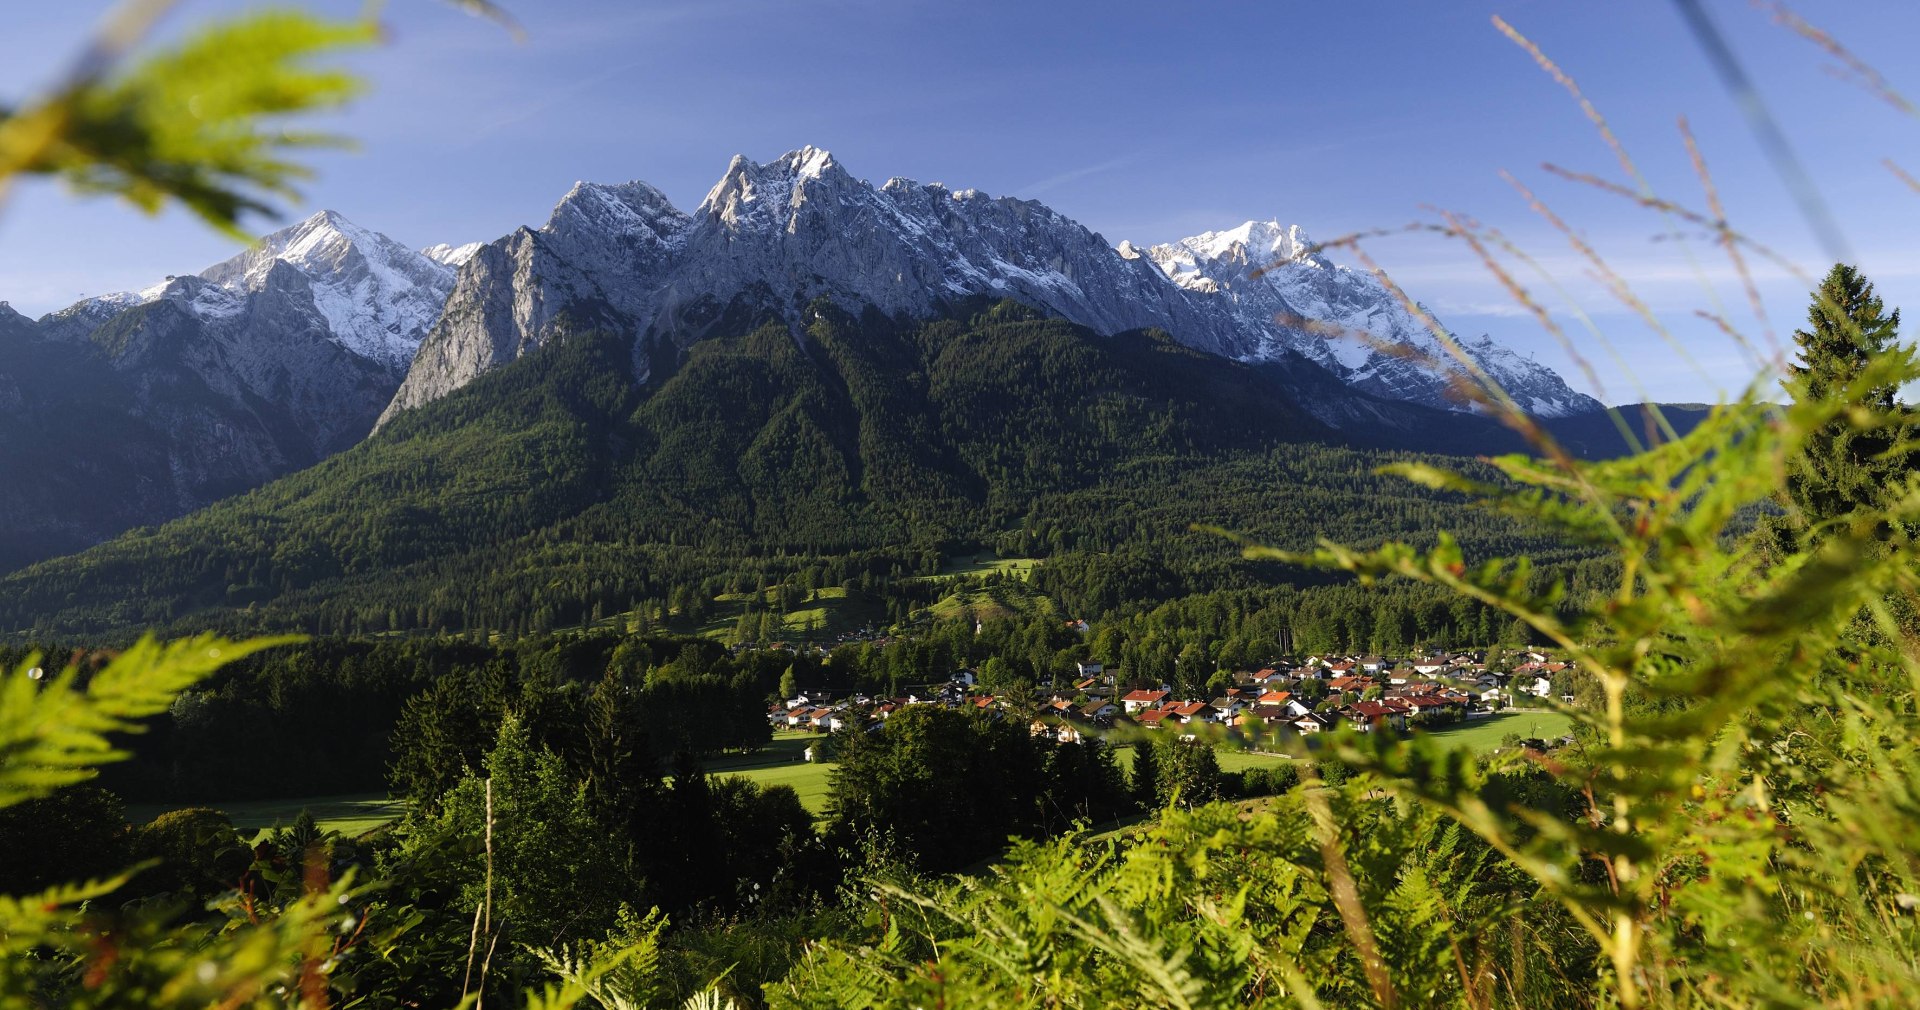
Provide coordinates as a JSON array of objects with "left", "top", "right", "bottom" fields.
[
  {"left": 384, "top": 180, "right": 691, "bottom": 420},
  {"left": 103, "top": 271, "right": 405, "bottom": 457},
  {"left": 196, "top": 209, "right": 457, "bottom": 369},
  {"left": 1132, "top": 221, "right": 1602, "bottom": 417},
  {"left": 421, "top": 241, "right": 483, "bottom": 267},
  {"left": 383, "top": 147, "right": 1250, "bottom": 424},
  {"left": 0, "top": 212, "right": 461, "bottom": 568},
  {"left": 388, "top": 147, "right": 1598, "bottom": 425},
  {"left": 63, "top": 211, "right": 460, "bottom": 457},
  {"left": 0, "top": 301, "right": 34, "bottom": 343},
  {"left": 676, "top": 151, "right": 1224, "bottom": 345}
]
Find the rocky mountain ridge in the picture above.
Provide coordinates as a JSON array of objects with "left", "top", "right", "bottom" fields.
[
  {"left": 0, "top": 149, "right": 1610, "bottom": 569},
  {"left": 0, "top": 211, "right": 464, "bottom": 567},
  {"left": 384, "top": 146, "right": 1599, "bottom": 425},
  {"left": 1127, "top": 220, "right": 1595, "bottom": 416}
]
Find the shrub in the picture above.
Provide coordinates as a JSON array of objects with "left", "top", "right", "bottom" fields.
[{"left": 131, "top": 807, "right": 249, "bottom": 897}]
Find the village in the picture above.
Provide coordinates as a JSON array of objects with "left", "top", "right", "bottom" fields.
[{"left": 773, "top": 649, "right": 1578, "bottom": 746}]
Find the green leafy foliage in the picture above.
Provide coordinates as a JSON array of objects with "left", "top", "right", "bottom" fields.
[
  {"left": 0, "top": 633, "right": 393, "bottom": 1009},
  {"left": 775, "top": 780, "right": 1577, "bottom": 1010},
  {"left": 825, "top": 704, "right": 1129, "bottom": 872},
  {"left": 0, "top": 783, "right": 128, "bottom": 894},
  {"left": 755, "top": 266, "right": 1920, "bottom": 1008},
  {"left": 1217, "top": 273, "right": 1920, "bottom": 1006},
  {"left": 0, "top": 11, "right": 375, "bottom": 235},
  {"left": 0, "top": 634, "right": 290, "bottom": 807},
  {"left": 391, "top": 714, "right": 632, "bottom": 954}
]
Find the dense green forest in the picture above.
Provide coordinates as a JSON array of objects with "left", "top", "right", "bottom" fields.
[
  {"left": 0, "top": 300, "right": 1611, "bottom": 640},
  {"left": 11, "top": 4, "right": 1916, "bottom": 1007},
  {"left": 0, "top": 567, "right": 1545, "bottom": 806},
  {"left": 12, "top": 263, "right": 1905, "bottom": 1008}
]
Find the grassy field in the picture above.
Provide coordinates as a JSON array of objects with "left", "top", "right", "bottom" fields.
[
  {"left": 716, "top": 733, "right": 1302, "bottom": 824},
  {"left": 1106, "top": 710, "right": 1575, "bottom": 773},
  {"left": 589, "top": 584, "right": 889, "bottom": 645},
  {"left": 1113, "top": 741, "right": 1295, "bottom": 775},
  {"left": 925, "top": 578, "right": 1058, "bottom": 623},
  {"left": 709, "top": 730, "right": 836, "bottom": 818},
  {"left": 1424, "top": 709, "right": 1575, "bottom": 750},
  {"left": 126, "top": 793, "right": 405, "bottom": 838},
  {"left": 926, "top": 556, "right": 1041, "bottom": 581},
  {"left": 695, "top": 585, "right": 889, "bottom": 642},
  {"left": 128, "top": 713, "right": 1573, "bottom": 842}
]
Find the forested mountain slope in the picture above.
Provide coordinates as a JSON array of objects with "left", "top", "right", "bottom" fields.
[
  {"left": 0, "top": 213, "right": 457, "bottom": 569},
  {"left": 0, "top": 301, "right": 1593, "bottom": 638}
]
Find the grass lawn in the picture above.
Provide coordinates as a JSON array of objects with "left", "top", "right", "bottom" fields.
[
  {"left": 1113, "top": 740, "right": 1294, "bottom": 775},
  {"left": 699, "top": 731, "right": 1292, "bottom": 824},
  {"left": 590, "top": 585, "right": 887, "bottom": 644},
  {"left": 708, "top": 730, "right": 836, "bottom": 819},
  {"left": 925, "top": 556, "right": 1041, "bottom": 581},
  {"left": 145, "top": 714, "right": 1570, "bottom": 845},
  {"left": 694, "top": 585, "right": 887, "bottom": 643},
  {"left": 926, "top": 578, "right": 1058, "bottom": 624},
  {"left": 126, "top": 793, "right": 405, "bottom": 839},
  {"left": 1423, "top": 709, "right": 1576, "bottom": 750},
  {"left": 719, "top": 761, "right": 835, "bottom": 819},
  {"left": 1107, "top": 710, "right": 1575, "bottom": 773}
]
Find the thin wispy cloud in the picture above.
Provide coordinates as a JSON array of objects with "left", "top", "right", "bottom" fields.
[
  {"left": 459, "top": 60, "right": 651, "bottom": 148},
  {"left": 1017, "top": 152, "right": 1146, "bottom": 198},
  {"left": 1430, "top": 300, "right": 1538, "bottom": 319}
]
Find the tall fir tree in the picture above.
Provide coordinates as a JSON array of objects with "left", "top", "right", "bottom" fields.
[
  {"left": 1780, "top": 263, "right": 1912, "bottom": 539},
  {"left": 583, "top": 666, "right": 656, "bottom": 829},
  {"left": 1129, "top": 738, "right": 1162, "bottom": 811}
]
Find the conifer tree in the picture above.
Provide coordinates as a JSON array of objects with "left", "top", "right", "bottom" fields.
[
  {"left": 1780, "top": 264, "right": 1912, "bottom": 537},
  {"left": 584, "top": 667, "right": 654, "bottom": 826},
  {"left": 1129, "top": 738, "right": 1162, "bottom": 811},
  {"left": 778, "top": 664, "right": 798, "bottom": 701}
]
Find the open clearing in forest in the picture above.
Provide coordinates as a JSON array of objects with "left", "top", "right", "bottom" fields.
[
  {"left": 696, "top": 585, "right": 888, "bottom": 642},
  {"left": 707, "top": 730, "right": 836, "bottom": 818},
  {"left": 132, "top": 713, "right": 1574, "bottom": 839},
  {"left": 126, "top": 793, "right": 405, "bottom": 838},
  {"left": 1423, "top": 709, "right": 1576, "bottom": 750},
  {"left": 926, "top": 556, "right": 1041, "bottom": 581}
]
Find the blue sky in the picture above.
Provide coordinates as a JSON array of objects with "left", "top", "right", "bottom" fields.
[{"left": 5, "top": 0, "right": 1920, "bottom": 404}]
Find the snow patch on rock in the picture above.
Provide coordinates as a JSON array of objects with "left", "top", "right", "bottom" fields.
[{"left": 1138, "top": 219, "right": 1601, "bottom": 417}]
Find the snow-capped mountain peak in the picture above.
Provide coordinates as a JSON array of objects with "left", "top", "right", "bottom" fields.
[
  {"left": 1138, "top": 218, "right": 1600, "bottom": 416},
  {"left": 1184, "top": 220, "right": 1313, "bottom": 267},
  {"left": 19, "top": 210, "right": 462, "bottom": 483},
  {"left": 191, "top": 210, "right": 457, "bottom": 367},
  {"left": 382, "top": 149, "right": 1602, "bottom": 426},
  {"left": 697, "top": 146, "right": 857, "bottom": 232},
  {"left": 422, "top": 242, "right": 483, "bottom": 268},
  {"left": 549, "top": 180, "right": 689, "bottom": 241}
]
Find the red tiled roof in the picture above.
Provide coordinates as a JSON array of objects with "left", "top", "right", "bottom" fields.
[{"left": 1122, "top": 689, "right": 1170, "bottom": 704}]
